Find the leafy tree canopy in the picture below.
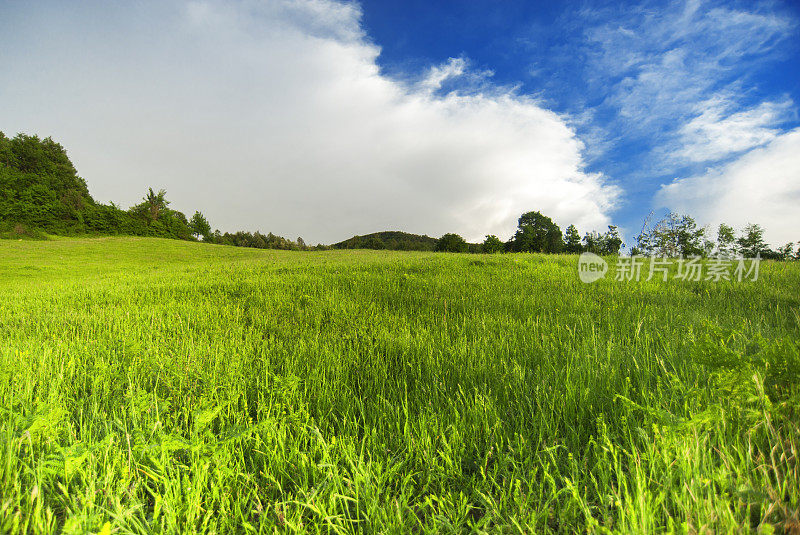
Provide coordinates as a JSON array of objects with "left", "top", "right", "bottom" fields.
[
  {"left": 189, "top": 211, "right": 212, "bottom": 241},
  {"left": 436, "top": 233, "right": 468, "bottom": 253},
  {"left": 737, "top": 223, "right": 769, "bottom": 258},
  {"left": 511, "top": 211, "right": 564, "bottom": 253},
  {"left": 482, "top": 234, "right": 504, "bottom": 254}
]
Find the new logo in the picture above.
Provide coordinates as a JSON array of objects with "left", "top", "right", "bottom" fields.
[{"left": 578, "top": 252, "right": 608, "bottom": 283}]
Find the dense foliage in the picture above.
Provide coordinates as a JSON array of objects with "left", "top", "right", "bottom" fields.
[
  {"left": 0, "top": 132, "right": 306, "bottom": 249},
  {"left": 435, "top": 232, "right": 468, "bottom": 253},
  {"left": 509, "top": 211, "right": 564, "bottom": 253},
  {"left": 482, "top": 234, "right": 504, "bottom": 254},
  {"left": 211, "top": 230, "right": 311, "bottom": 251},
  {"left": 0, "top": 132, "right": 193, "bottom": 239},
  {"left": 0, "top": 132, "right": 89, "bottom": 236}
]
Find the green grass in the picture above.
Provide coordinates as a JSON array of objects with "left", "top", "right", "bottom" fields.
[{"left": 1, "top": 237, "right": 798, "bottom": 533}]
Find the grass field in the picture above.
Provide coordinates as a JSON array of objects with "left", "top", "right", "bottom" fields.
[{"left": 1, "top": 237, "right": 798, "bottom": 533}]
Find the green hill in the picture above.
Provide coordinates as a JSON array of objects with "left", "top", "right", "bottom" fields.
[{"left": 333, "top": 230, "right": 439, "bottom": 251}]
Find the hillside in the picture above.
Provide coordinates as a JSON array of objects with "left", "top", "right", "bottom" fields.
[
  {"left": 2, "top": 237, "right": 798, "bottom": 532},
  {"left": 333, "top": 230, "right": 485, "bottom": 252},
  {"left": 333, "top": 230, "right": 439, "bottom": 250}
]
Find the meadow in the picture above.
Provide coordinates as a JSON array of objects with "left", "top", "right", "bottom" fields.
[{"left": 1, "top": 237, "right": 798, "bottom": 533}]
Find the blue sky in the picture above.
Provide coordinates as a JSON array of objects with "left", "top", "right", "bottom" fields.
[
  {"left": 360, "top": 0, "right": 800, "bottom": 240},
  {"left": 2, "top": 0, "right": 799, "bottom": 245}
]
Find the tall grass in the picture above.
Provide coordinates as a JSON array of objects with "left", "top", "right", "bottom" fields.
[{"left": 1, "top": 237, "right": 798, "bottom": 533}]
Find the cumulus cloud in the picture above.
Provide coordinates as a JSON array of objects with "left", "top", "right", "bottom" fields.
[
  {"left": 656, "top": 128, "right": 800, "bottom": 247},
  {"left": 0, "top": 0, "right": 618, "bottom": 243}
]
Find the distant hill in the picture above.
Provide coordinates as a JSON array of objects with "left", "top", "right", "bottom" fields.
[{"left": 333, "top": 231, "right": 438, "bottom": 251}]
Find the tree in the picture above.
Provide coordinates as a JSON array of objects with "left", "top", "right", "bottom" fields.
[
  {"left": 737, "top": 223, "right": 768, "bottom": 258},
  {"left": 778, "top": 242, "right": 795, "bottom": 260},
  {"left": 716, "top": 223, "right": 736, "bottom": 258},
  {"left": 189, "top": 211, "right": 211, "bottom": 241},
  {"left": 145, "top": 188, "right": 168, "bottom": 222},
  {"left": 630, "top": 213, "right": 654, "bottom": 256},
  {"left": 582, "top": 231, "right": 603, "bottom": 254},
  {"left": 634, "top": 212, "right": 707, "bottom": 257},
  {"left": 601, "top": 225, "right": 623, "bottom": 255},
  {"left": 436, "top": 233, "right": 468, "bottom": 253},
  {"left": 563, "top": 225, "right": 583, "bottom": 253},
  {"left": 133, "top": 188, "right": 169, "bottom": 223},
  {"left": 702, "top": 237, "right": 716, "bottom": 258},
  {"left": 482, "top": 234, "right": 504, "bottom": 254},
  {"left": 578, "top": 226, "right": 623, "bottom": 255},
  {"left": 511, "top": 211, "right": 563, "bottom": 253},
  {"left": 650, "top": 212, "right": 681, "bottom": 257},
  {"left": 674, "top": 215, "right": 705, "bottom": 256}
]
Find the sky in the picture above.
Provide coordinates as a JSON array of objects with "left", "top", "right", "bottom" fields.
[{"left": 1, "top": 0, "right": 798, "bottom": 247}]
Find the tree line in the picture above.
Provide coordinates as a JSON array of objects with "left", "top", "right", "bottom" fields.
[
  {"left": 630, "top": 212, "right": 798, "bottom": 260},
  {"left": 434, "top": 210, "right": 798, "bottom": 260},
  {"left": 0, "top": 132, "right": 311, "bottom": 249},
  {"left": 434, "top": 211, "right": 624, "bottom": 255},
  {"left": 3, "top": 131, "right": 797, "bottom": 259}
]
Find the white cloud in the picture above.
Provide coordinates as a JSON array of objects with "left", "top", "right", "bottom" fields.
[
  {"left": 582, "top": 0, "right": 795, "bottom": 168},
  {"left": 676, "top": 97, "right": 793, "bottom": 162},
  {"left": 656, "top": 128, "right": 800, "bottom": 247},
  {"left": 0, "top": 0, "right": 618, "bottom": 243},
  {"left": 419, "top": 57, "right": 467, "bottom": 94}
]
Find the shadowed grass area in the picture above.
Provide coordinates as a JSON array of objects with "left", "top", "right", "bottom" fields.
[{"left": 1, "top": 238, "right": 798, "bottom": 533}]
